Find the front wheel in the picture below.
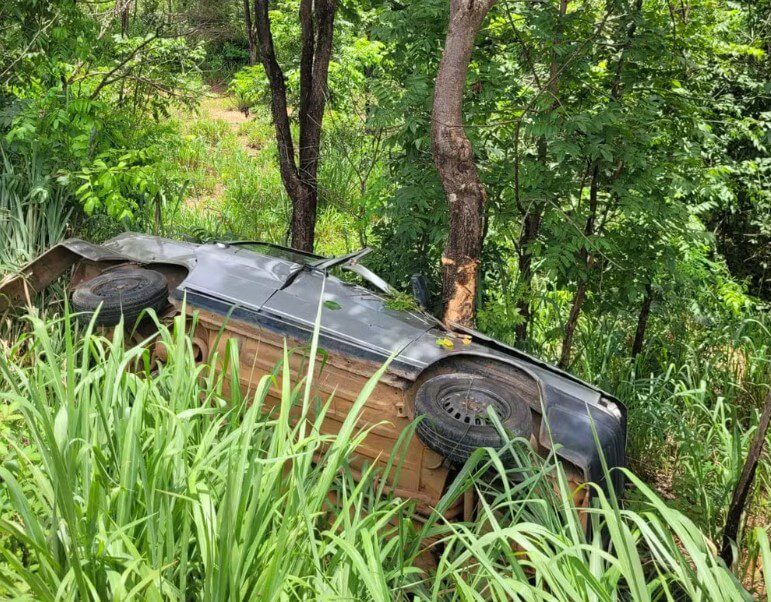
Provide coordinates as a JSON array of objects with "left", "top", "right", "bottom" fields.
[{"left": 414, "top": 373, "right": 531, "bottom": 466}]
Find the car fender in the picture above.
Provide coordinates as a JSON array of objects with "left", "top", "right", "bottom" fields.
[
  {"left": 410, "top": 350, "right": 626, "bottom": 491},
  {"left": 0, "top": 239, "right": 130, "bottom": 311}
]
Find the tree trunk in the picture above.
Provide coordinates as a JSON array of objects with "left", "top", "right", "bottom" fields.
[
  {"left": 515, "top": 137, "right": 547, "bottom": 343},
  {"left": 294, "top": 0, "right": 335, "bottom": 252},
  {"left": 557, "top": 0, "right": 642, "bottom": 368},
  {"left": 514, "top": 0, "right": 567, "bottom": 343},
  {"left": 631, "top": 283, "right": 653, "bottom": 358},
  {"left": 720, "top": 391, "right": 771, "bottom": 567},
  {"left": 559, "top": 281, "right": 587, "bottom": 369},
  {"left": 431, "top": 0, "right": 496, "bottom": 327},
  {"left": 244, "top": 0, "right": 258, "bottom": 65},
  {"left": 117, "top": 0, "right": 131, "bottom": 35},
  {"left": 558, "top": 162, "right": 599, "bottom": 369},
  {"left": 253, "top": 0, "right": 336, "bottom": 252},
  {"left": 515, "top": 207, "right": 543, "bottom": 342}
]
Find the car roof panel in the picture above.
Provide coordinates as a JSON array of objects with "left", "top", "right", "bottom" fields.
[
  {"left": 261, "top": 270, "right": 433, "bottom": 357},
  {"left": 179, "top": 243, "right": 296, "bottom": 310}
]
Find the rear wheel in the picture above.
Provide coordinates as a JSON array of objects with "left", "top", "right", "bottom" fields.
[
  {"left": 414, "top": 373, "right": 531, "bottom": 465},
  {"left": 72, "top": 267, "right": 168, "bottom": 326}
]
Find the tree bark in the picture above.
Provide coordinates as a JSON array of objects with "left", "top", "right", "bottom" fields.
[
  {"left": 431, "top": 0, "right": 496, "bottom": 327},
  {"left": 253, "top": 0, "right": 336, "bottom": 252},
  {"left": 117, "top": 0, "right": 131, "bottom": 35},
  {"left": 294, "top": 0, "right": 335, "bottom": 251},
  {"left": 720, "top": 390, "right": 771, "bottom": 567},
  {"left": 631, "top": 283, "right": 653, "bottom": 358},
  {"left": 244, "top": 0, "right": 258, "bottom": 65}
]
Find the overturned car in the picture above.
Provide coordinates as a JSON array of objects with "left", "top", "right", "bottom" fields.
[{"left": 0, "top": 233, "right": 626, "bottom": 517}]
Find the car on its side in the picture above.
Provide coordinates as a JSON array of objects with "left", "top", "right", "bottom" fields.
[{"left": 0, "top": 233, "right": 626, "bottom": 518}]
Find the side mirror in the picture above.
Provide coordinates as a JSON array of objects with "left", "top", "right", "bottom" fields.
[{"left": 410, "top": 274, "right": 430, "bottom": 309}]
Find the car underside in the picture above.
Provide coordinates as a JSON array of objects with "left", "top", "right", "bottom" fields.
[{"left": 0, "top": 233, "right": 627, "bottom": 519}]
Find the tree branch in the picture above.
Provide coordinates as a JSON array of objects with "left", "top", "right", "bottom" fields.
[{"left": 88, "top": 33, "right": 160, "bottom": 99}]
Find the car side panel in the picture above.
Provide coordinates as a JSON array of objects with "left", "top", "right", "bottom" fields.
[{"left": 260, "top": 270, "right": 434, "bottom": 360}]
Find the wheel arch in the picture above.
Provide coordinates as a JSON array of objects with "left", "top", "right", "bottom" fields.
[
  {"left": 0, "top": 238, "right": 190, "bottom": 313},
  {"left": 407, "top": 352, "right": 546, "bottom": 414},
  {"left": 406, "top": 351, "right": 626, "bottom": 491}
]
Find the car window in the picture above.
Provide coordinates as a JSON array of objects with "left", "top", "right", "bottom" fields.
[{"left": 239, "top": 243, "right": 322, "bottom": 265}]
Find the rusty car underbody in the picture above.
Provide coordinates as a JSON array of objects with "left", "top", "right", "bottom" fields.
[{"left": 0, "top": 233, "right": 626, "bottom": 519}]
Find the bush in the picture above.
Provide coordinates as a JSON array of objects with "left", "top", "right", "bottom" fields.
[{"left": 228, "top": 65, "right": 272, "bottom": 112}]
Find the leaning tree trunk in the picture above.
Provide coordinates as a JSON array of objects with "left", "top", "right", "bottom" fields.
[
  {"left": 558, "top": 163, "right": 598, "bottom": 369},
  {"left": 515, "top": 136, "right": 547, "bottom": 343},
  {"left": 630, "top": 283, "right": 653, "bottom": 358},
  {"left": 557, "top": 0, "right": 642, "bottom": 368},
  {"left": 514, "top": 205, "right": 543, "bottom": 341},
  {"left": 515, "top": 0, "right": 567, "bottom": 344},
  {"left": 253, "top": 0, "right": 336, "bottom": 252},
  {"left": 720, "top": 390, "right": 771, "bottom": 566},
  {"left": 117, "top": 0, "right": 131, "bottom": 35},
  {"left": 431, "top": 0, "right": 496, "bottom": 327}
]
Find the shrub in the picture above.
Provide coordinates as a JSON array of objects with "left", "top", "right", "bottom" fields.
[{"left": 228, "top": 65, "right": 272, "bottom": 112}]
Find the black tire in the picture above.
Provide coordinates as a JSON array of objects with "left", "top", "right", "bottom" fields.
[
  {"left": 72, "top": 267, "right": 168, "bottom": 326},
  {"left": 414, "top": 373, "right": 531, "bottom": 466}
]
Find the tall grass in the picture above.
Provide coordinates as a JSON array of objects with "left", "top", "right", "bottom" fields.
[
  {"left": 0, "top": 308, "right": 766, "bottom": 599},
  {"left": 0, "top": 308, "right": 417, "bottom": 599},
  {"left": 607, "top": 318, "right": 771, "bottom": 545},
  {"left": 0, "top": 152, "right": 71, "bottom": 273},
  {"left": 162, "top": 101, "right": 376, "bottom": 257},
  {"left": 479, "top": 280, "right": 771, "bottom": 558}
]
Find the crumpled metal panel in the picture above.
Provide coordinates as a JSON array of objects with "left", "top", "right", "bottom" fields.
[
  {"left": 260, "top": 270, "right": 434, "bottom": 358},
  {"left": 98, "top": 234, "right": 297, "bottom": 311},
  {"left": 0, "top": 239, "right": 131, "bottom": 311},
  {"left": 180, "top": 244, "right": 296, "bottom": 310},
  {"left": 101, "top": 233, "right": 198, "bottom": 267},
  {"left": 61, "top": 239, "right": 133, "bottom": 261}
]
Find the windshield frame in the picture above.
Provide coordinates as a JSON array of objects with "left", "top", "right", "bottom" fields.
[{"left": 226, "top": 241, "right": 326, "bottom": 265}]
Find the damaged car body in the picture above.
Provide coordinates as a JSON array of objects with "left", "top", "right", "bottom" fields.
[{"left": 0, "top": 233, "right": 626, "bottom": 518}]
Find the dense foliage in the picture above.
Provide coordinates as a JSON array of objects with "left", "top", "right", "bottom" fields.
[{"left": 1, "top": 0, "right": 769, "bottom": 598}]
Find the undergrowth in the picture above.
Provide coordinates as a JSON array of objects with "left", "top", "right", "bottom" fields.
[
  {"left": 0, "top": 309, "right": 767, "bottom": 599},
  {"left": 161, "top": 97, "right": 368, "bottom": 258}
]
